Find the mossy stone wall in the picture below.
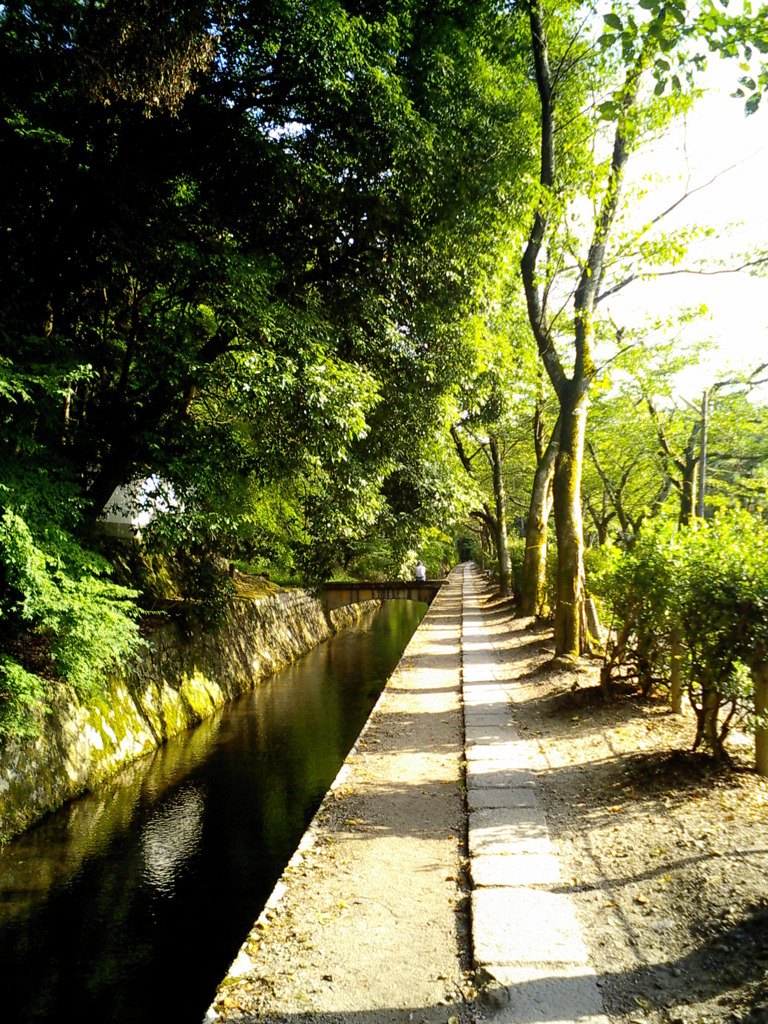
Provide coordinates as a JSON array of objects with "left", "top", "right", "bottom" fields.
[{"left": 0, "top": 591, "right": 378, "bottom": 841}]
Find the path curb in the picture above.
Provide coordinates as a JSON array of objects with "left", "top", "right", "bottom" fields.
[{"left": 460, "top": 565, "right": 611, "bottom": 1024}]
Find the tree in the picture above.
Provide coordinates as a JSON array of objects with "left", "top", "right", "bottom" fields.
[
  {"left": 594, "top": 510, "right": 768, "bottom": 761},
  {"left": 0, "top": 0, "right": 537, "bottom": 725},
  {"left": 447, "top": 280, "right": 542, "bottom": 598},
  {"left": 519, "top": 400, "right": 560, "bottom": 616},
  {"left": 1, "top": 0, "right": 532, "bottom": 513},
  {"left": 451, "top": 422, "right": 513, "bottom": 596},
  {"left": 519, "top": 0, "right": 768, "bottom": 659}
]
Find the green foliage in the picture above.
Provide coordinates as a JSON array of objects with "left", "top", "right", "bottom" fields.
[
  {"left": 589, "top": 533, "right": 676, "bottom": 694},
  {"left": 414, "top": 529, "right": 457, "bottom": 579},
  {"left": 0, "top": 510, "right": 140, "bottom": 735},
  {"left": 0, "top": 0, "right": 534, "bottom": 615},
  {"left": 675, "top": 510, "right": 768, "bottom": 691},
  {"left": 0, "top": 656, "right": 50, "bottom": 739},
  {"left": 509, "top": 538, "right": 526, "bottom": 600},
  {"left": 453, "top": 527, "right": 485, "bottom": 566},
  {"left": 592, "top": 510, "right": 768, "bottom": 758}
]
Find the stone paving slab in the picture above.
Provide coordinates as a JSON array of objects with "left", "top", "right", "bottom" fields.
[
  {"left": 463, "top": 689, "right": 507, "bottom": 706},
  {"left": 466, "top": 742, "right": 528, "bottom": 762},
  {"left": 468, "top": 744, "right": 535, "bottom": 768},
  {"left": 463, "top": 668, "right": 501, "bottom": 679},
  {"left": 472, "top": 888, "right": 590, "bottom": 966},
  {"left": 463, "top": 714, "right": 510, "bottom": 731},
  {"left": 481, "top": 966, "right": 611, "bottom": 1024},
  {"left": 468, "top": 807, "right": 553, "bottom": 857},
  {"left": 467, "top": 787, "right": 538, "bottom": 811},
  {"left": 466, "top": 726, "right": 520, "bottom": 744},
  {"left": 470, "top": 852, "right": 561, "bottom": 887},
  {"left": 466, "top": 764, "right": 538, "bottom": 790}
]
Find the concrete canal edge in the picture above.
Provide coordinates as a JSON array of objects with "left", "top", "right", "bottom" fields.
[{"left": 0, "top": 590, "right": 379, "bottom": 842}]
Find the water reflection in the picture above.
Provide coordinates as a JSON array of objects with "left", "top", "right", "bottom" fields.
[
  {"left": 0, "top": 600, "right": 426, "bottom": 1023},
  {"left": 140, "top": 783, "right": 205, "bottom": 897}
]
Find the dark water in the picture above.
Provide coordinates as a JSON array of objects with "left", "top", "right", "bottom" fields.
[{"left": 0, "top": 600, "right": 426, "bottom": 1023}]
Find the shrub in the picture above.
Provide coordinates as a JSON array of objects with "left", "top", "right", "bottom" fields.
[
  {"left": 593, "top": 510, "right": 768, "bottom": 760},
  {"left": 674, "top": 510, "right": 768, "bottom": 758},
  {"left": 589, "top": 529, "right": 679, "bottom": 697},
  {"left": 0, "top": 510, "right": 141, "bottom": 737}
]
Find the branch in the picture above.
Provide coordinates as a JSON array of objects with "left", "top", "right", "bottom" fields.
[
  {"left": 647, "top": 152, "right": 764, "bottom": 230},
  {"left": 450, "top": 424, "right": 477, "bottom": 479},
  {"left": 520, "top": 0, "right": 567, "bottom": 398},
  {"left": 597, "top": 255, "right": 768, "bottom": 304},
  {"left": 647, "top": 396, "right": 686, "bottom": 477},
  {"left": 470, "top": 508, "right": 498, "bottom": 533},
  {"left": 573, "top": 49, "right": 647, "bottom": 380}
]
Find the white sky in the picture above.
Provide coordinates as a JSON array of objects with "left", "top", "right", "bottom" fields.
[{"left": 602, "top": 63, "right": 768, "bottom": 394}]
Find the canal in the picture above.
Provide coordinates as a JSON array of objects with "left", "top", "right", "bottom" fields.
[{"left": 0, "top": 599, "right": 427, "bottom": 1023}]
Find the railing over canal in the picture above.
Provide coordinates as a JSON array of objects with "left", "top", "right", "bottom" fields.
[{"left": 320, "top": 578, "right": 447, "bottom": 612}]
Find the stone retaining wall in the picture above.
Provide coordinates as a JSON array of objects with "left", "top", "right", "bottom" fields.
[{"left": 0, "top": 591, "right": 379, "bottom": 841}]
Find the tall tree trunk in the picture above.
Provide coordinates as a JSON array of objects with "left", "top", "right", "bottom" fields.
[
  {"left": 679, "top": 427, "right": 700, "bottom": 526},
  {"left": 754, "top": 661, "right": 768, "bottom": 777},
  {"left": 481, "top": 524, "right": 491, "bottom": 559},
  {"left": 552, "top": 387, "right": 589, "bottom": 658},
  {"left": 696, "top": 389, "right": 709, "bottom": 519},
  {"left": 521, "top": 0, "right": 641, "bottom": 659},
  {"left": 520, "top": 416, "right": 559, "bottom": 616},
  {"left": 489, "top": 435, "right": 511, "bottom": 598},
  {"left": 694, "top": 685, "right": 723, "bottom": 759}
]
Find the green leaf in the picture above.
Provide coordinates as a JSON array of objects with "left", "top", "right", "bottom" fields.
[{"left": 745, "top": 93, "right": 762, "bottom": 115}]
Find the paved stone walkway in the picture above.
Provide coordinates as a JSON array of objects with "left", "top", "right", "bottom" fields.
[
  {"left": 461, "top": 564, "right": 610, "bottom": 1024},
  {"left": 204, "top": 563, "right": 610, "bottom": 1024}
]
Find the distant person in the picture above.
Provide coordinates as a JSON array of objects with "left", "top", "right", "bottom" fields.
[{"left": 414, "top": 560, "right": 427, "bottom": 582}]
